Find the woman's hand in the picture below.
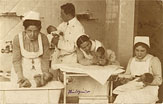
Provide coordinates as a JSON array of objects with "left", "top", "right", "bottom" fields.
[
  {"left": 98, "top": 59, "right": 108, "bottom": 66},
  {"left": 91, "top": 56, "right": 99, "bottom": 65},
  {"left": 17, "top": 77, "right": 31, "bottom": 88},
  {"left": 118, "top": 74, "right": 134, "bottom": 79}
]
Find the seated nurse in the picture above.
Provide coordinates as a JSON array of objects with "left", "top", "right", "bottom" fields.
[
  {"left": 114, "top": 36, "right": 162, "bottom": 103},
  {"left": 76, "top": 35, "right": 119, "bottom": 66}
]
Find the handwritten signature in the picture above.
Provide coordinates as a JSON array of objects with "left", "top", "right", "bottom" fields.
[{"left": 68, "top": 89, "right": 90, "bottom": 95}]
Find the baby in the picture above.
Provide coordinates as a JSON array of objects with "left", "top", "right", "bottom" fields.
[
  {"left": 135, "top": 73, "right": 154, "bottom": 84},
  {"left": 46, "top": 25, "right": 60, "bottom": 49},
  {"left": 34, "top": 72, "right": 53, "bottom": 87},
  {"left": 95, "top": 47, "right": 108, "bottom": 66},
  {"left": 113, "top": 73, "right": 154, "bottom": 94},
  {"left": 96, "top": 47, "right": 119, "bottom": 65},
  {"left": 96, "top": 47, "right": 106, "bottom": 59}
]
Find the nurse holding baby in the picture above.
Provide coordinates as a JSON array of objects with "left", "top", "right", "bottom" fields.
[{"left": 114, "top": 36, "right": 162, "bottom": 103}]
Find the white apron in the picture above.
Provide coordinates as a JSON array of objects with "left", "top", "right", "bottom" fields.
[
  {"left": 114, "top": 55, "right": 159, "bottom": 103},
  {"left": 11, "top": 33, "right": 43, "bottom": 88}
]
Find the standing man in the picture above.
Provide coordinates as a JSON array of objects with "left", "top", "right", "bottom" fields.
[{"left": 51, "top": 3, "right": 85, "bottom": 65}]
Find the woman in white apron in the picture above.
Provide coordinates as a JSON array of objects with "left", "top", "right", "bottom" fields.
[
  {"left": 76, "top": 35, "right": 118, "bottom": 66},
  {"left": 12, "top": 11, "right": 51, "bottom": 88},
  {"left": 114, "top": 36, "right": 162, "bottom": 103}
]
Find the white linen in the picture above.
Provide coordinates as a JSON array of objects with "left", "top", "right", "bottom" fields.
[{"left": 53, "top": 63, "right": 124, "bottom": 85}]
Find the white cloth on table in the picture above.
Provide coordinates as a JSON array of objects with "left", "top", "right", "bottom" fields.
[{"left": 53, "top": 63, "right": 124, "bottom": 85}]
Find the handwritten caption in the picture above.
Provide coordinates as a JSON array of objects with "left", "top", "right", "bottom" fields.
[{"left": 68, "top": 89, "right": 90, "bottom": 95}]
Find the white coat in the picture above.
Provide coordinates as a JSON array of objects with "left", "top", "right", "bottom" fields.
[{"left": 53, "top": 17, "right": 85, "bottom": 64}]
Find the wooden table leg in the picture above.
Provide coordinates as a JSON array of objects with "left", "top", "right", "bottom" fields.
[
  {"left": 63, "top": 72, "right": 66, "bottom": 104},
  {"left": 110, "top": 81, "right": 113, "bottom": 103}
]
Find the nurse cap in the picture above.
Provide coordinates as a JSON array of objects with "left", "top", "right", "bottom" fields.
[
  {"left": 134, "top": 36, "right": 150, "bottom": 47},
  {"left": 22, "top": 11, "right": 40, "bottom": 21}
]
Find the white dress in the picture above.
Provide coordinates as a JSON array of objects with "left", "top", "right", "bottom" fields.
[{"left": 114, "top": 55, "right": 159, "bottom": 103}]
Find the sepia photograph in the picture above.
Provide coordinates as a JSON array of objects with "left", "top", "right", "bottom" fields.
[{"left": 0, "top": 0, "right": 163, "bottom": 103}]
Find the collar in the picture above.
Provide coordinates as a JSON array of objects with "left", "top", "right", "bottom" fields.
[
  {"left": 90, "top": 40, "right": 95, "bottom": 51},
  {"left": 135, "top": 54, "right": 152, "bottom": 62},
  {"left": 67, "top": 17, "right": 77, "bottom": 26}
]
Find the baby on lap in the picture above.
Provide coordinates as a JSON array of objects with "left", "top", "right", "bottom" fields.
[{"left": 113, "top": 73, "right": 154, "bottom": 94}]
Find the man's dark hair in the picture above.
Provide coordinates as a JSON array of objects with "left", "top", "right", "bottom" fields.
[
  {"left": 23, "top": 20, "right": 41, "bottom": 30},
  {"left": 61, "top": 3, "right": 75, "bottom": 17}
]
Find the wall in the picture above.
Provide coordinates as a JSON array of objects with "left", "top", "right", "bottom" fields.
[
  {"left": 117, "top": 0, "right": 135, "bottom": 66},
  {"left": 58, "top": 0, "right": 106, "bottom": 42},
  {"left": 134, "top": 0, "right": 163, "bottom": 61},
  {"left": 105, "top": 0, "right": 135, "bottom": 66},
  {"left": 105, "top": 0, "right": 119, "bottom": 53}
]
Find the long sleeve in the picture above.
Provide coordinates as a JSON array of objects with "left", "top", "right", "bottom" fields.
[
  {"left": 57, "top": 18, "right": 85, "bottom": 53},
  {"left": 150, "top": 57, "right": 162, "bottom": 85},
  {"left": 124, "top": 58, "right": 132, "bottom": 75},
  {"left": 12, "top": 35, "right": 24, "bottom": 79},
  {"left": 58, "top": 26, "right": 84, "bottom": 52},
  {"left": 40, "top": 34, "right": 50, "bottom": 73}
]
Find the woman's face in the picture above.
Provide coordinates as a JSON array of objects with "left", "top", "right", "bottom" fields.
[
  {"left": 135, "top": 45, "right": 147, "bottom": 60},
  {"left": 25, "top": 25, "right": 40, "bottom": 41},
  {"left": 80, "top": 41, "right": 92, "bottom": 53}
]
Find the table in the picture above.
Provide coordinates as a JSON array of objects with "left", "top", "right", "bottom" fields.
[{"left": 53, "top": 63, "right": 124, "bottom": 104}]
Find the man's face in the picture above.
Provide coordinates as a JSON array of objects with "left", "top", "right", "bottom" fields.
[
  {"left": 25, "top": 25, "right": 40, "bottom": 41},
  {"left": 61, "top": 9, "right": 69, "bottom": 22}
]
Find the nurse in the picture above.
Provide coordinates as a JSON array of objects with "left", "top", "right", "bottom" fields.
[
  {"left": 76, "top": 35, "right": 118, "bottom": 66},
  {"left": 114, "top": 36, "right": 162, "bottom": 103},
  {"left": 12, "top": 11, "right": 51, "bottom": 87}
]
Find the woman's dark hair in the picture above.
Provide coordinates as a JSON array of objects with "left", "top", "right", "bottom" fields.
[
  {"left": 23, "top": 20, "right": 41, "bottom": 30},
  {"left": 61, "top": 3, "right": 75, "bottom": 17},
  {"left": 76, "top": 35, "right": 90, "bottom": 48},
  {"left": 134, "top": 42, "right": 150, "bottom": 53}
]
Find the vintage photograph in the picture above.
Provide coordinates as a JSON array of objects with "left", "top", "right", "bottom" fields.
[{"left": 0, "top": 0, "right": 163, "bottom": 103}]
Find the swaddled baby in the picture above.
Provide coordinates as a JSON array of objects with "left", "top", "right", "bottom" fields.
[
  {"left": 34, "top": 72, "right": 53, "bottom": 87},
  {"left": 113, "top": 73, "right": 154, "bottom": 94}
]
